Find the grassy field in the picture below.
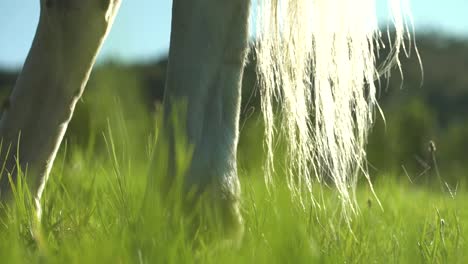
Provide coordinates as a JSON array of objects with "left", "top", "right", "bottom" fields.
[
  {"left": 0, "top": 116, "right": 466, "bottom": 264},
  {"left": 0, "top": 86, "right": 465, "bottom": 263}
]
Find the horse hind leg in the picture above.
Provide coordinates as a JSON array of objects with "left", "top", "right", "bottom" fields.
[{"left": 155, "top": 0, "right": 251, "bottom": 239}]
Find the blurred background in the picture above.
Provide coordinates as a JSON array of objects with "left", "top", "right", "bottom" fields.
[{"left": 0, "top": 0, "right": 467, "bottom": 185}]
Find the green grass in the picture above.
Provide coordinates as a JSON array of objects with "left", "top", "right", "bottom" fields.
[
  {"left": 0, "top": 93, "right": 466, "bottom": 263},
  {"left": 0, "top": 131, "right": 466, "bottom": 263}
]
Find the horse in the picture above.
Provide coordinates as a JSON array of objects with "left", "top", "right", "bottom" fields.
[{"left": 0, "top": 0, "right": 411, "bottom": 236}]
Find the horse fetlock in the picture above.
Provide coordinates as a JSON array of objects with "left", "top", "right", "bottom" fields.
[
  {"left": 215, "top": 193, "right": 244, "bottom": 242},
  {"left": 193, "top": 178, "right": 244, "bottom": 242}
]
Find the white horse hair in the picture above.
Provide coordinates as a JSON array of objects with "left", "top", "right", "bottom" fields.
[{"left": 255, "top": 0, "right": 412, "bottom": 215}]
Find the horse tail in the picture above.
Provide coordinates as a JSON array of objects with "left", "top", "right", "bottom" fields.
[{"left": 254, "top": 0, "right": 413, "bottom": 216}]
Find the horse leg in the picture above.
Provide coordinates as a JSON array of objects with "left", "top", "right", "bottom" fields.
[
  {"left": 160, "top": 0, "right": 250, "bottom": 236},
  {"left": 0, "top": 0, "right": 120, "bottom": 216}
]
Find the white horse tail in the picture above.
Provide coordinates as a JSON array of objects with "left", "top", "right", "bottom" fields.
[{"left": 254, "top": 0, "right": 413, "bottom": 216}]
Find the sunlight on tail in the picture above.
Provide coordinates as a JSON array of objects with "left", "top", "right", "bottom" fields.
[{"left": 254, "top": 0, "right": 415, "bottom": 217}]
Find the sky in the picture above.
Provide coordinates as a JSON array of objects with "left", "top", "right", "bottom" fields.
[{"left": 0, "top": 0, "right": 467, "bottom": 69}]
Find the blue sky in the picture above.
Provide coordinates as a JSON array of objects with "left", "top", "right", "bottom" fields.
[{"left": 0, "top": 0, "right": 467, "bottom": 69}]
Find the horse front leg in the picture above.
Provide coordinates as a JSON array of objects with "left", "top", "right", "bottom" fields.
[
  {"left": 0, "top": 0, "right": 120, "bottom": 215},
  {"left": 158, "top": 0, "right": 251, "bottom": 236}
]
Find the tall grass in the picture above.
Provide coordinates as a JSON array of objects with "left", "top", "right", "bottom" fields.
[{"left": 0, "top": 71, "right": 466, "bottom": 262}]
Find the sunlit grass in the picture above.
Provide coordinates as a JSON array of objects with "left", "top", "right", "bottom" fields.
[
  {"left": 0, "top": 87, "right": 466, "bottom": 263},
  {"left": 0, "top": 118, "right": 466, "bottom": 263}
]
